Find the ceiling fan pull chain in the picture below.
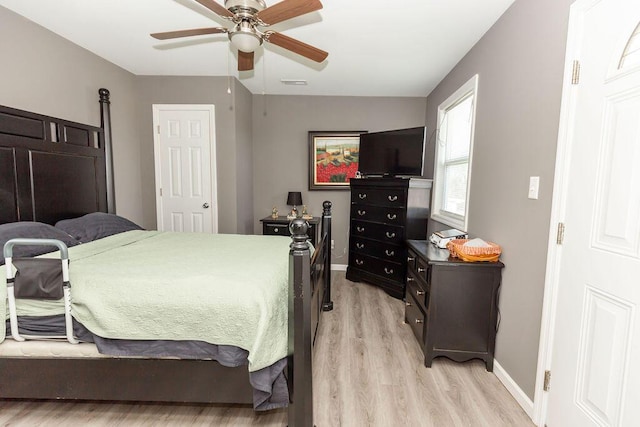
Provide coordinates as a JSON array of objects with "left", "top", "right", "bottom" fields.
[
  {"left": 262, "top": 50, "right": 268, "bottom": 116},
  {"left": 227, "top": 47, "right": 232, "bottom": 95}
]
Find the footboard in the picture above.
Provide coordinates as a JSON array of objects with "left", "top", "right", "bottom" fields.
[{"left": 288, "top": 200, "right": 333, "bottom": 427}]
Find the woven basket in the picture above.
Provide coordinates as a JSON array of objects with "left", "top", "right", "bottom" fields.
[{"left": 447, "top": 239, "right": 502, "bottom": 262}]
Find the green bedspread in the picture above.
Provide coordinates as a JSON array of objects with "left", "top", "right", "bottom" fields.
[{"left": 1, "top": 230, "right": 292, "bottom": 371}]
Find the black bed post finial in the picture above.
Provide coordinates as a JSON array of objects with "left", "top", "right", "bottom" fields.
[
  {"left": 322, "top": 201, "right": 333, "bottom": 311},
  {"left": 99, "top": 88, "right": 116, "bottom": 214},
  {"left": 288, "top": 218, "right": 313, "bottom": 427}
]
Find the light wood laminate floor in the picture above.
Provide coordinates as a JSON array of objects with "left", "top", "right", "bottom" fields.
[{"left": 0, "top": 272, "right": 534, "bottom": 426}]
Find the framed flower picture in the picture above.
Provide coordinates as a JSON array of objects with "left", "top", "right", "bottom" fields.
[{"left": 308, "top": 131, "right": 366, "bottom": 190}]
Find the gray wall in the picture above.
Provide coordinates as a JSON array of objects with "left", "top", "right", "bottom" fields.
[
  {"left": 0, "top": 6, "right": 143, "bottom": 226},
  {"left": 252, "top": 95, "right": 427, "bottom": 264},
  {"left": 134, "top": 76, "right": 253, "bottom": 233},
  {"left": 425, "top": 0, "right": 574, "bottom": 399},
  {"left": 234, "top": 81, "right": 255, "bottom": 235}
]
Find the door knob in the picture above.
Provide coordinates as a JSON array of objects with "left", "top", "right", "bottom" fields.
[{"left": 202, "top": 203, "right": 210, "bottom": 209}]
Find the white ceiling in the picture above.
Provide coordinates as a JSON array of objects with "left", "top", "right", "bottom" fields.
[{"left": 0, "top": 0, "right": 516, "bottom": 97}]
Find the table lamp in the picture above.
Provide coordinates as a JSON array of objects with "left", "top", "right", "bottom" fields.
[{"left": 287, "top": 191, "right": 303, "bottom": 219}]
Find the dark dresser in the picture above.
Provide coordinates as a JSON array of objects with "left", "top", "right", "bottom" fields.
[
  {"left": 346, "top": 178, "right": 432, "bottom": 298},
  {"left": 404, "top": 239, "right": 504, "bottom": 371}
]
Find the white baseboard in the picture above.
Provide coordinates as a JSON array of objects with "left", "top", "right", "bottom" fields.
[
  {"left": 331, "top": 264, "right": 348, "bottom": 271},
  {"left": 493, "top": 360, "right": 535, "bottom": 421}
]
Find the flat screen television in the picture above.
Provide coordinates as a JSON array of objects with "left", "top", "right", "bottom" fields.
[{"left": 358, "top": 126, "right": 426, "bottom": 177}]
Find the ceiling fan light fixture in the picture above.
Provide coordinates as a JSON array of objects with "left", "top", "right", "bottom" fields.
[{"left": 229, "top": 21, "right": 262, "bottom": 53}]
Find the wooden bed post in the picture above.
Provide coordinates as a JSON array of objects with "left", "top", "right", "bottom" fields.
[
  {"left": 99, "top": 88, "right": 116, "bottom": 214},
  {"left": 321, "top": 200, "right": 333, "bottom": 311},
  {"left": 288, "top": 219, "right": 313, "bottom": 427}
]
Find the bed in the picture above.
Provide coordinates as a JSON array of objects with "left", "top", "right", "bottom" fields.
[{"left": 0, "top": 89, "right": 332, "bottom": 427}]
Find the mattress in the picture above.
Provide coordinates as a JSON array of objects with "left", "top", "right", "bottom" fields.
[{"left": 2, "top": 230, "right": 292, "bottom": 371}]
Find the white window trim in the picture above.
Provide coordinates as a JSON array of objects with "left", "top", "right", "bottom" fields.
[{"left": 431, "top": 74, "right": 479, "bottom": 232}]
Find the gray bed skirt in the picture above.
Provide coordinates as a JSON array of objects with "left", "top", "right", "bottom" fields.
[{"left": 6, "top": 316, "right": 288, "bottom": 410}]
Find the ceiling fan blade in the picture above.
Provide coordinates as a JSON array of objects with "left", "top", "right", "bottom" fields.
[
  {"left": 194, "top": 0, "right": 234, "bottom": 18},
  {"left": 151, "top": 27, "right": 227, "bottom": 40},
  {"left": 257, "top": 0, "right": 323, "bottom": 26},
  {"left": 238, "top": 51, "right": 255, "bottom": 71},
  {"left": 265, "top": 31, "right": 328, "bottom": 63}
]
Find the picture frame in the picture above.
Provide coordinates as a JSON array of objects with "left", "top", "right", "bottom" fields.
[{"left": 308, "top": 131, "right": 366, "bottom": 190}]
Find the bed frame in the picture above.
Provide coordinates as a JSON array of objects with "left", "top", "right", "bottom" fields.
[{"left": 0, "top": 90, "right": 333, "bottom": 427}]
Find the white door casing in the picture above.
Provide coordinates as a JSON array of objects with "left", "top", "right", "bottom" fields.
[
  {"left": 153, "top": 105, "right": 218, "bottom": 233},
  {"left": 537, "top": 1, "right": 640, "bottom": 426}
]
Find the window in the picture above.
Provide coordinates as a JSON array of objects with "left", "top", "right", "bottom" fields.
[
  {"left": 432, "top": 75, "right": 478, "bottom": 231},
  {"left": 619, "top": 21, "right": 640, "bottom": 70}
]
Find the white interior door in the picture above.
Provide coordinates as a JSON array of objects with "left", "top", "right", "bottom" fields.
[
  {"left": 546, "top": 1, "right": 640, "bottom": 426},
  {"left": 153, "top": 105, "right": 218, "bottom": 233}
]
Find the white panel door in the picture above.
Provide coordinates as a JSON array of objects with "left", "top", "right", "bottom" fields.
[
  {"left": 547, "top": 1, "right": 640, "bottom": 426},
  {"left": 153, "top": 105, "right": 217, "bottom": 233}
]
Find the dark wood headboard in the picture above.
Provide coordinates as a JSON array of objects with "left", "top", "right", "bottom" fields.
[{"left": 0, "top": 89, "right": 115, "bottom": 225}]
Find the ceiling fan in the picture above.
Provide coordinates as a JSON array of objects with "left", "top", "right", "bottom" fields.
[{"left": 151, "top": 0, "right": 328, "bottom": 71}]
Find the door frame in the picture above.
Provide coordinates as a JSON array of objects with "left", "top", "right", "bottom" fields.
[
  {"left": 152, "top": 104, "right": 218, "bottom": 233},
  {"left": 533, "top": 0, "right": 621, "bottom": 424}
]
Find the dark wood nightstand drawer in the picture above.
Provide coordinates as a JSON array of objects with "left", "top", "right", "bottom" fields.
[
  {"left": 350, "top": 204, "right": 405, "bottom": 225},
  {"left": 350, "top": 187, "right": 406, "bottom": 207},
  {"left": 350, "top": 220, "right": 404, "bottom": 244},
  {"left": 349, "top": 237, "right": 404, "bottom": 263},
  {"left": 260, "top": 216, "right": 319, "bottom": 247},
  {"left": 263, "top": 223, "right": 291, "bottom": 237}
]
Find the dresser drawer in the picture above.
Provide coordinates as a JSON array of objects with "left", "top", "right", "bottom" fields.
[
  {"left": 406, "top": 270, "right": 429, "bottom": 312},
  {"left": 407, "top": 248, "right": 418, "bottom": 272},
  {"left": 351, "top": 220, "right": 404, "bottom": 244},
  {"left": 404, "top": 292, "right": 425, "bottom": 345},
  {"left": 351, "top": 187, "right": 406, "bottom": 207},
  {"left": 350, "top": 237, "right": 405, "bottom": 263},
  {"left": 349, "top": 252, "right": 405, "bottom": 283},
  {"left": 416, "top": 257, "right": 430, "bottom": 283},
  {"left": 350, "top": 204, "right": 405, "bottom": 225}
]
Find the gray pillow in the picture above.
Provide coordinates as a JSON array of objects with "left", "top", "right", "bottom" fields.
[
  {"left": 0, "top": 222, "right": 80, "bottom": 265},
  {"left": 55, "top": 212, "right": 143, "bottom": 243}
]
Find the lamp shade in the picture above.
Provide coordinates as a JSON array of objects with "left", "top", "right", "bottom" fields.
[{"left": 287, "top": 191, "right": 303, "bottom": 206}]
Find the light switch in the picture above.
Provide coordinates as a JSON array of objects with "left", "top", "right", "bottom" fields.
[{"left": 528, "top": 176, "right": 540, "bottom": 200}]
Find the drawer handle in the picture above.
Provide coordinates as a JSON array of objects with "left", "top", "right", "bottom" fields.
[
  {"left": 385, "top": 232, "right": 396, "bottom": 239},
  {"left": 407, "top": 277, "right": 415, "bottom": 282},
  {"left": 407, "top": 256, "right": 415, "bottom": 262},
  {"left": 405, "top": 301, "right": 412, "bottom": 307},
  {"left": 387, "top": 213, "right": 397, "bottom": 220},
  {"left": 357, "top": 226, "right": 365, "bottom": 233},
  {"left": 388, "top": 195, "right": 398, "bottom": 202},
  {"left": 356, "top": 243, "right": 365, "bottom": 249},
  {"left": 357, "top": 209, "right": 366, "bottom": 216},
  {"left": 355, "top": 259, "right": 364, "bottom": 266},
  {"left": 385, "top": 249, "right": 395, "bottom": 256},
  {"left": 274, "top": 227, "right": 279, "bottom": 233},
  {"left": 416, "top": 290, "right": 425, "bottom": 296},
  {"left": 384, "top": 267, "right": 394, "bottom": 275},
  {"left": 358, "top": 193, "right": 367, "bottom": 199},
  {"left": 415, "top": 319, "right": 423, "bottom": 324},
  {"left": 418, "top": 267, "right": 426, "bottom": 273}
]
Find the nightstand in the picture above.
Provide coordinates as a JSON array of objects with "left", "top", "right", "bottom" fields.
[{"left": 260, "top": 216, "right": 320, "bottom": 247}]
